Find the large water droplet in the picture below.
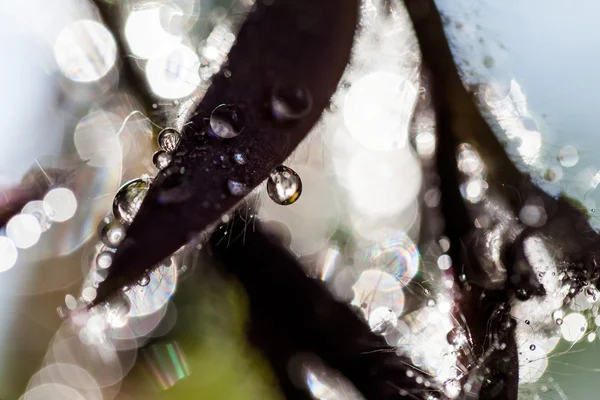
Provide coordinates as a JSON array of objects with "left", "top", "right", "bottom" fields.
[
  {"left": 210, "top": 104, "right": 245, "bottom": 139},
  {"left": 266, "top": 165, "right": 302, "bottom": 205},
  {"left": 153, "top": 150, "right": 172, "bottom": 169},
  {"left": 158, "top": 128, "right": 181, "bottom": 152},
  {"left": 112, "top": 178, "right": 149, "bottom": 224},
  {"left": 529, "top": 344, "right": 536, "bottom": 351},
  {"left": 228, "top": 180, "right": 250, "bottom": 197},
  {"left": 99, "top": 218, "right": 125, "bottom": 248},
  {"left": 271, "top": 83, "right": 312, "bottom": 120}
]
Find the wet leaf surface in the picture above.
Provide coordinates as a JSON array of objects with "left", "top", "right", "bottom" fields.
[{"left": 95, "top": 0, "right": 359, "bottom": 305}]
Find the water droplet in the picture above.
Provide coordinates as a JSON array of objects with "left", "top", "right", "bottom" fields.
[
  {"left": 158, "top": 128, "right": 181, "bottom": 152},
  {"left": 525, "top": 319, "right": 530, "bottom": 325},
  {"left": 209, "top": 104, "right": 245, "bottom": 139},
  {"left": 556, "top": 318, "right": 563, "bottom": 325},
  {"left": 232, "top": 151, "right": 247, "bottom": 165},
  {"left": 113, "top": 178, "right": 149, "bottom": 224},
  {"left": 99, "top": 218, "right": 125, "bottom": 248},
  {"left": 447, "top": 327, "right": 466, "bottom": 346},
  {"left": 96, "top": 250, "right": 113, "bottom": 269},
  {"left": 529, "top": 344, "right": 536, "bottom": 351},
  {"left": 21, "top": 200, "right": 52, "bottom": 232},
  {"left": 266, "top": 165, "right": 302, "bottom": 205},
  {"left": 227, "top": 180, "right": 250, "bottom": 197},
  {"left": 427, "top": 298, "right": 436, "bottom": 307},
  {"left": 138, "top": 273, "right": 150, "bottom": 287},
  {"left": 516, "top": 288, "right": 531, "bottom": 300},
  {"left": 153, "top": 150, "right": 172, "bottom": 169},
  {"left": 271, "top": 83, "right": 313, "bottom": 120}
]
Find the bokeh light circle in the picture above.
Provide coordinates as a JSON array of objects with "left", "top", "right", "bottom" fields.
[
  {"left": 351, "top": 269, "right": 405, "bottom": 317},
  {"left": 6, "top": 214, "right": 41, "bottom": 249},
  {"left": 145, "top": 44, "right": 201, "bottom": 99},
  {"left": 28, "top": 363, "right": 102, "bottom": 400},
  {"left": 22, "top": 200, "right": 53, "bottom": 232},
  {"left": 344, "top": 71, "right": 418, "bottom": 151},
  {"left": 365, "top": 232, "right": 420, "bottom": 285},
  {"left": 558, "top": 145, "right": 579, "bottom": 168},
  {"left": 73, "top": 110, "right": 123, "bottom": 168},
  {"left": 54, "top": 20, "right": 117, "bottom": 83},
  {"left": 125, "top": 5, "right": 182, "bottom": 60},
  {"left": 22, "top": 383, "right": 85, "bottom": 400},
  {"left": 126, "top": 264, "right": 177, "bottom": 317},
  {"left": 43, "top": 188, "right": 78, "bottom": 222},
  {"left": 0, "top": 236, "right": 18, "bottom": 272},
  {"left": 560, "top": 312, "right": 587, "bottom": 342}
]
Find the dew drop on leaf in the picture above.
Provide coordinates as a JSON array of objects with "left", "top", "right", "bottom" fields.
[
  {"left": 99, "top": 218, "right": 125, "bottom": 248},
  {"left": 96, "top": 250, "right": 113, "bottom": 269},
  {"left": 210, "top": 104, "right": 245, "bottom": 139},
  {"left": 266, "top": 165, "right": 302, "bottom": 205},
  {"left": 112, "top": 178, "right": 149, "bottom": 224},
  {"left": 138, "top": 273, "right": 150, "bottom": 287},
  {"left": 158, "top": 128, "right": 181, "bottom": 152},
  {"left": 228, "top": 179, "right": 250, "bottom": 197},
  {"left": 232, "top": 151, "right": 247, "bottom": 165},
  {"left": 271, "top": 83, "right": 312, "bottom": 120},
  {"left": 153, "top": 150, "right": 172, "bottom": 169}
]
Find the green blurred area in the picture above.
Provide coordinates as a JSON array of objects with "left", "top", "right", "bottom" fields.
[{"left": 119, "top": 263, "right": 283, "bottom": 400}]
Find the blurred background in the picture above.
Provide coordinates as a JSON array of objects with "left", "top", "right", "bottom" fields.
[{"left": 0, "top": 0, "right": 599, "bottom": 399}]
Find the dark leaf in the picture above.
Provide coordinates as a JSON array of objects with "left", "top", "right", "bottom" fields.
[{"left": 94, "top": 0, "right": 359, "bottom": 305}]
